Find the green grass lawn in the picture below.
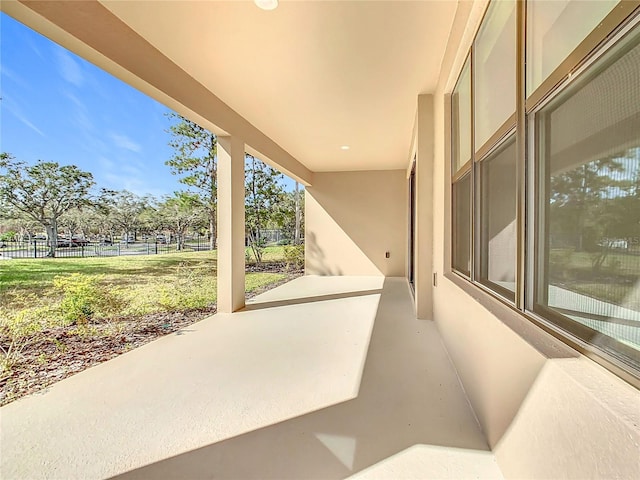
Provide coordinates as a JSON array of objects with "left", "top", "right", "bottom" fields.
[
  {"left": 0, "top": 246, "right": 300, "bottom": 404},
  {"left": 0, "top": 248, "right": 290, "bottom": 322},
  {"left": 549, "top": 248, "right": 640, "bottom": 309}
]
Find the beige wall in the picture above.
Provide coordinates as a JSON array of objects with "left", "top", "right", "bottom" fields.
[
  {"left": 433, "top": 88, "right": 548, "bottom": 439},
  {"left": 305, "top": 170, "right": 407, "bottom": 277},
  {"left": 431, "top": 76, "right": 640, "bottom": 480},
  {"left": 494, "top": 358, "right": 640, "bottom": 479},
  {"left": 414, "top": 95, "right": 434, "bottom": 319},
  {"left": 425, "top": 1, "right": 640, "bottom": 477}
]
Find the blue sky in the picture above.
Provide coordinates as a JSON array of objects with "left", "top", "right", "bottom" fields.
[{"left": 0, "top": 13, "right": 295, "bottom": 197}]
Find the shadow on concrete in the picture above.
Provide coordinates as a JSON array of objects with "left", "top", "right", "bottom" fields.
[
  {"left": 110, "top": 279, "right": 487, "bottom": 480},
  {"left": 243, "top": 289, "right": 383, "bottom": 311}
]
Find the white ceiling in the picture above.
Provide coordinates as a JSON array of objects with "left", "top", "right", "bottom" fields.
[{"left": 100, "top": 0, "right": 458, "bottom": 172}]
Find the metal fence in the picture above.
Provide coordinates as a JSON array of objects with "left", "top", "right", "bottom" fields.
[
  {"left": 0, "top": 237, "right": 212, "bottom": 259},
  {"left": 259, "top": 229, "right": 304, "bottom": 246}
]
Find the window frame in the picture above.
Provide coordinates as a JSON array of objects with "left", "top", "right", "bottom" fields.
[
  {"left": 447, "top": 0, "right": 640, "bottom": 387},
  {"left": 451, "top": 53, "right": 473, "bottom": 277},
  {"left": 525, "top": 1, "right": 640, "bottom": 113},
  {"left": 472, "top": 0, "right": 518, "bottom": 157},
  {"left": 529, "top": 14, "right": 640, "bottom": 373},
  {"left": 452, "top": 171, "right": 472, "bottom": 278},
  {"left": 476, "top": 131, "right": 518, "bottom": 302},
  {"left": 451, "top": 55, "right": 473, "bottom": 176}
]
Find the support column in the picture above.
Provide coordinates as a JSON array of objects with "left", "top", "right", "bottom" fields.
[
  {"left": 415, "top": 94, "right": 434, "bottom": 319},
  {"left": 217, "top": 136, "right": 245, "bottom": 313}
]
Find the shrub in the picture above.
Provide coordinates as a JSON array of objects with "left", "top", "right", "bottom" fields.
[
  {"left": 157, "top": 262, "right": 216, "bottom": 311},
  {"left": 158, "top": 285, "right": 211, "bottom": 311},
  {"left": 247, "top": 237, "right": 268, "bottom": 264},
  {"left": 283, "top": 244, "right": 304, "bottom": 271},
  {"left": 0, "top": 307, "right": 47, "bottom": 379},
  {"left": 0, "top": 231, "right": 17, "bottom": 242},
  {"left": 52, "top": 274, "right": 122, "bottom": 324}
]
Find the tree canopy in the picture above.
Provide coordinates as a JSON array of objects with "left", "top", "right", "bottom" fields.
[
  {"left": 245, "top": 154, "right": 286, "bottom": 263},
  {"left": 0, "top": 153, "right": 94, "bottom": 256},
  {"left": 165, "top": 113, "right": 217, "bottom": 248}
]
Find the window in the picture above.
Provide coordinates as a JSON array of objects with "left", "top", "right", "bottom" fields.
[
  {"left": 478, "top": 135, "right": 517, "bottom": 299},
  {"left": 474, "top": 0, "right": 516, "bottom": 151},
  {"left": 452, "top": 56, "right": 472, "bottom": 277},
  {"left": 533, "top": 23, "right": 640, "bottom": 369},
  {"left": 452, "top": 57, "right": 472, "bottom": 172},
  {"left": 453, "top": 173, "right": 471, "bottom": 276},
  {"left": 449, "top": 0, "right": 640, "bottom": 382},
  {"left": 526, "top": 0, "right": 618, "bottom": 97}
]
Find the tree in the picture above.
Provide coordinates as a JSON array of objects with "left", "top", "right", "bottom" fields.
[
  {"left": 549, "top": 149, "right": 639, "bottom": 274},
  {"left": 0, "top": 217, "right": 40, "bottom": 242},
  {"left": 549, "top": 157, "right": 626, "bottom": 252},
  {"left": 0, "top": 154, "right": 94, "bottom": 257},
  {"left": 294, "top": 182, "right": 302, "bottom": 245},
  {"left": 97, "top": 190, "right": 149, "bottom": 245},
  {"left": 166, "top": 114, "right": 217, "bottom": 249},
  {"left": 157, "top": 192, "right": 206, "bottom": 250},
  {"left": 59, "top": 207, "right": 99, "bottom": 239},
  {"left": 275, "top": 187, "right": 305, "bottom": 245},
  {"left": 245, "top": 155, "right": 285, "bottom": 263}
]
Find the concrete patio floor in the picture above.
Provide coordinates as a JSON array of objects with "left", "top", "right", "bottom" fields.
[{"left": 1, "top": 276, "right": 496, "bottom": 479}]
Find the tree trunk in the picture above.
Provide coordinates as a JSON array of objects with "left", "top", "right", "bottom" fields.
[
  {"left": 210, "top": 133, "right": 217, "bottom": 250},
  {"left": 248, "top": 229, "right": 262, "bottom": 264},
  {"left": 209, "top": 214, "right": 216, "bottom": 250},
  {"left": 294, "top": 181, "right": 301, "bottom": 245},
  {"left": 252, "top": 157, "right": 262, "bottom": 262},
  {"left": 45, "top": 221, "right": 57, "bottom": 257}
]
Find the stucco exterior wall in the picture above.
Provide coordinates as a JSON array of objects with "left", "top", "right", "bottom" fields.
[
  {"left": 305, "top": 170, "right": 407, "bottom": 277},
  {"left": 425, "top": 1, "right": 640, "bottom": 477},
  {"left": 414, "top": 95, "right": 435, "bottom": 319},
  {"left": 431, "top": 73, "right": 640, "bottom": 480}
]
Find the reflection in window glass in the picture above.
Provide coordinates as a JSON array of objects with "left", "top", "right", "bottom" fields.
[
  {"left": 453, "top": 174, "right": 471, "bottom": 276},
  {"left": 479, "top": 136, "right": 516, "bottom": 299},
  {"left": 526, "top": 0, "right": 617, "bottom": 97},
  {"left": 536, "top": 26, "right": 640, "bottom": 367},
  {"left": 474, "top": 0, "right": 516, "bottom": 150},
  {"left": 452, "top": 58, "right": 472, "bottom": 173}
]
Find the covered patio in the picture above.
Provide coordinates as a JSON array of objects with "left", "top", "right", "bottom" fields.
[
  {"left": 1, "top": 1, "right": 638, "bottom": 478},
  {"left": 0, "top": 276, "right": 493, "bottom": 479}
]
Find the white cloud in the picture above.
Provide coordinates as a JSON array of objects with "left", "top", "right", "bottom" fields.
[
  {"left": 102, "top": 172, "right": 163, "bottom": 197},
  {"left": 74, "top": 108, "right": 94, "bottom": 132},
  {"left": 0, "top": 66, "right": 29, "bottom": 89},
  {"left": 3, "top": 97, "right": 45, "bottom": 137},
  {"left": 109, "top": 133, "right": 142, "bottom": 153},
  {"left": 54, "top": 47, "right": 84, "bottom": 87},
  {"left": 61, "top": 91, "right": 105, "bottom": 153},
  {"left": 97, "top": 156, "right": 115, "bottom": 169},
  {"left": 121, "top": 164, "right": 143, "bottom": 176},
  {"left": 64, "top": 91, "right": 86, "bottom": 111},
  {"left": 104, "top": 172, "right": 142, "bottom": 192},
  {"left": 25, "top": 35, "right": 45, "bottom": 60}
]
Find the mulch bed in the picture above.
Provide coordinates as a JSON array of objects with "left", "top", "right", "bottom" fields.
[
  {"left": 0, "top": 272, "right": 302, "bottom": 406},
  {"left": 246, "top": 261, "right": 289, "bottom": 272}
]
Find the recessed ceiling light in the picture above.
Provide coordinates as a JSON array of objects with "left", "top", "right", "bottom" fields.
[
  {"left": 255, "top": 0, "right": 278, "bottom": 11},
  {"left": 340, "top": 145, "right": 350, "bottom": 150}
]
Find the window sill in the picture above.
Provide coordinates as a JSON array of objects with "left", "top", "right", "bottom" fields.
[{"left": 443, "top": 270, "right": 640, "bottom": 389}]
